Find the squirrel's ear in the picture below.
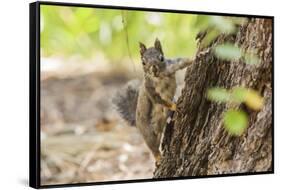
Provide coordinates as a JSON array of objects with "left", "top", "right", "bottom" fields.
[
  {"left": 154, "top": 38, "right": 163, "bottom": 54},
  {"left": 139, "top": 42, "right": 147, "bottom": 56}
]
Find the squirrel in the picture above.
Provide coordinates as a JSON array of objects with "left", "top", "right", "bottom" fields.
[{"left": 113, "top": 38, "right": 193, "bottom": 165}]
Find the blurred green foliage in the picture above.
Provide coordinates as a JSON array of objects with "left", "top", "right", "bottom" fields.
[
  {"left": 41, "top": 5, "right": 200, "bottom": 61},
  {"left": 207, "top": 87, "right": 264, "bottom": 107},
  {"left": 41, "top": 5, "right": 261, "bottom": 136},
  {"left": 215, "top": 43, "right": 242, "bottom": 60},
  {"left": 40, "top": 5, "right": 248, "bottom": 62},
  {"left": 223, "top": 110, "right": 248, "bottom": 136},
  {"left": 207, "top": 87, "right": 264, "bottom": 136},
  {"left": 214, "top": 43, "right": 260, "bottom": 65}
]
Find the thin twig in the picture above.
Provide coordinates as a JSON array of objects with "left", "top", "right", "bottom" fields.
[{"left": 121, "top": 11, "right": 136, "bottom": 72}]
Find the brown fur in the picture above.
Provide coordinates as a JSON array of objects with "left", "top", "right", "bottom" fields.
[
  {"left": 113, "top": 39, "right": 193, "bottom": 164},
  {"left": 136, "top": 39, "right": 176, "bottom": 160}
]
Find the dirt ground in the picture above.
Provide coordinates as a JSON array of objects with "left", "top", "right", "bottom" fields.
[{"left": 40, "top": 70, "right": 154, "bottom": 185}]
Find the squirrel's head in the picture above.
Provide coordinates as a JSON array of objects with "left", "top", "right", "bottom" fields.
[{"left": 139, "top": 38, "right": 165, "bottom": 77}]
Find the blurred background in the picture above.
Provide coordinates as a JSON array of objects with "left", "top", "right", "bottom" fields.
[{"left": 40, "top": 4, "right": 200, "bottom": 185}]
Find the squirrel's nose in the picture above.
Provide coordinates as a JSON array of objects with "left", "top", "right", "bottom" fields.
[
  {"left": 151, "top": 65, "right": 160, "bottom": 77},
  {"left": 152, "top": 65, "right": 158, "bottom": 73}
]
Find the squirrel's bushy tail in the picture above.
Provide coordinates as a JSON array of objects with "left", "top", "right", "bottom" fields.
[{"left": 112, "top": 79, "right": 141, "bottom": 126}]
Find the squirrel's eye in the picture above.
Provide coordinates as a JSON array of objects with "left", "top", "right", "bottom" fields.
[
  {"left": 141, "top": 57, "right": 146, "bottom": 65},
  {"left": 159, "top": 55, "right": 164, "bottom": 62}
]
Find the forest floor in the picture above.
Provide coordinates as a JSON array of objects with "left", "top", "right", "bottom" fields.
[{"left": 40, "top": 69, "right": 154, "bottom": 185}]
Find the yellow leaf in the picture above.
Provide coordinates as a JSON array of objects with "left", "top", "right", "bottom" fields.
[{"left": 245, "top": 89, "right": 264, "bottom": 110}]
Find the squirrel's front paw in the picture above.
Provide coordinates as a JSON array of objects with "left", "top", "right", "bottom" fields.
[
  {"left": 168, "top": 103, "right": 177, "bottom": 111},
  {"left": 167, "top": 103, "right": 184, "bottom": 118},
  {"left": 168, "top": 103, "right": 183, "bottom": 114}
]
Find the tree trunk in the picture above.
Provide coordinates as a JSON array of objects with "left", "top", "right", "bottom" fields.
[{"left": 154, "top": 18, "right": 273, "bottom": 177}]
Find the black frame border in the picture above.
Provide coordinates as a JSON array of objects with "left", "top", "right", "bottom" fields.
[
  {"left": 29, "top": 1, "right": 274, "bottom": 189},
  {"left": 30, "top": 2, "right": 41, "bottom": 189}
]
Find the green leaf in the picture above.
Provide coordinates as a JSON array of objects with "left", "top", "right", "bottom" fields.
[
  {"left": 201, "top": 28, "right": 220, "bottom": 47},
  {"left": 207, "top": 88, "right": 231, "bottom": 102},
  {"left": 231, "top": 87, "right": 248, "bottom": 102},
  {"left": 223, "top": 110, "right": 248, "bottom": 136},
  {"left": 210, "top": 16, "right": 235, "bottom": 34},
  {"left": 244, "top": 52, "right": 260, "bottom": 65},
  {"left": 214, "top": 43, "right": 242, "bottom": 60}
]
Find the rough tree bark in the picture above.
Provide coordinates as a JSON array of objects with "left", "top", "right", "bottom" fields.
[{"left": 154, "top": 18, "right": 273, "bottom": 177}]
